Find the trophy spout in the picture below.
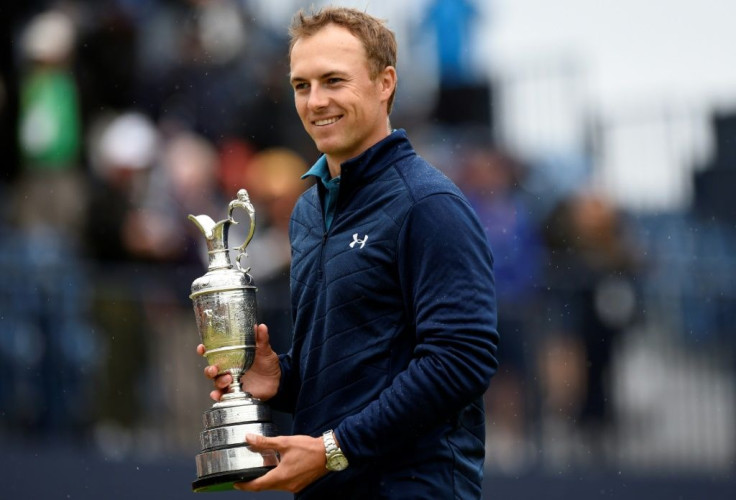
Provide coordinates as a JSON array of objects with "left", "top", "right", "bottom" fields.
[
  {"left": 188, "top": 214, "right": 217, "bottom": 240},
  {"left": 189, "top": 214, "right": 232, "bottom": 270}
]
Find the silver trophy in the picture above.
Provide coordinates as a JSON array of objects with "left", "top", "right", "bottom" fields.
[{"left": 188, "top": 189, "right": 279, "bottom": 492}]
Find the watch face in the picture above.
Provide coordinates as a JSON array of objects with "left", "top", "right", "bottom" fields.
[{"left": 328, "top": 453, "right": 349, "bottom": 471}]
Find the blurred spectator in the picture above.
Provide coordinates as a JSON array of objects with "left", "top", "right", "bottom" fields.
[
  {"left": 85, "top": 111, "right": 161, "bottom": 262},
  {"left": 83, "top": 111, "right": 161, "bottom": 450},
  {"left": 419, "top": 0, "right": 493, "bottom": 128},
  {"left": 13, "top": 8, "right": 86, "bottom": 238},
  {"left": 421, "top": 0, "right": 480, "bottom": 87},
  {"left": 540, "top": 191, "right": 641, "bottom": 463},
  {"left": 456, "top": 146, "right": 543, "bottom": 471}
]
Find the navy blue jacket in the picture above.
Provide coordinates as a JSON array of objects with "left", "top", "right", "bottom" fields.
[{"left": 271, "top": 130, "right": 499, "bottom": 499}]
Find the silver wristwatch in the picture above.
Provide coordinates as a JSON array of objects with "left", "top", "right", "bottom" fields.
[{"left": 322, "top": 430, "right": 349, "bottom": 471}]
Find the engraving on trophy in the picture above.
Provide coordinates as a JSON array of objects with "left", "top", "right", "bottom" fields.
[{"left": 188, "top": 188, "right": 279, "bottom": 492}]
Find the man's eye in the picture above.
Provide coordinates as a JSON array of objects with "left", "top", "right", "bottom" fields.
[
  {"left": 326, "top": 78, "right": 342, "bottom": 85},
  {"left": 293, "top": 82, "right": 308, "bottom": 91}
]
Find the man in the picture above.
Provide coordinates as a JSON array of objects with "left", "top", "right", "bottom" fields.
[{"left": 199, "top": 7, "right": 499, "bottom": 498}]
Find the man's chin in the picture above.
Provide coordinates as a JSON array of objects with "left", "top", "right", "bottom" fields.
[{"left": 312, "top": 139, "right": 340, "bottom": 156}]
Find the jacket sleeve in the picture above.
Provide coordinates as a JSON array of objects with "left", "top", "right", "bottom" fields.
[{"left": 334, "top": 192, "right": 499, "bottom": 460}]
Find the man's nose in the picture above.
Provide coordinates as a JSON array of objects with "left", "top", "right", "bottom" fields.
[{"left": 307, "top": 85, "right": 329, "bottom": 110}]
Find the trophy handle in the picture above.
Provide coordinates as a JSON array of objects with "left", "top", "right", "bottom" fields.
[{"left": 228, "top": 189, "right": 256, "bottom": 273}]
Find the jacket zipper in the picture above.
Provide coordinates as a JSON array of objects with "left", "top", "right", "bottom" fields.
[{"left": 318, "top": 230, "right": 328, "bottom": 281}]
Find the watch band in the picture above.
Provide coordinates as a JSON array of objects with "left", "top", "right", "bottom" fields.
[{"left": 322, "top": 430, "right": 349, "bottom": 471}]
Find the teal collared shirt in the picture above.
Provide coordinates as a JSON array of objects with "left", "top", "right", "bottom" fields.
[{"left": 302, "top": 155, "right": 340, "bottom": 230}]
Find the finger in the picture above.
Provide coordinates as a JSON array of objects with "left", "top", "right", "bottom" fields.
[
  {"left": 208, "top": 386, "right": 236, "bottom": 401},
  {"left": 203, "top": 366, "right": 232, "bottom": 388},
  {"left": 233, "top": 468, "right": 277, "bottom": 492},
  {"left": 203, "top": 365, "right": 219, "bottom": 379},
  {"left": 245, "top": 433, "right": 280, "bottom": 452},
  {"left": 196, "top": 344, "right": 206, "bottom": 356},
  {"left": 215, "top": 374, "right": 232, "bottom": 389}
]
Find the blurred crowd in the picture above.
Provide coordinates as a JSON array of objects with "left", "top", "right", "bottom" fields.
[
  {"left": 0, "top": 0, "right": 313, "bottom": 457},
  {"left": 0, "top": 0, "right": 733, "bottom": 478}
]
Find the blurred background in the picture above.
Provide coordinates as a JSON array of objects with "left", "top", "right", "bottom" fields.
[{"left": 0, "top": 0, "right": 734, "bottom": 498}]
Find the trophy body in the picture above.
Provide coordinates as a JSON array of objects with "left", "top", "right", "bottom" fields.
[{"left": 189, "top": 189, "right": 278, "bottom": 492}]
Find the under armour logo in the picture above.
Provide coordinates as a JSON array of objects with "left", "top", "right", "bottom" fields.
[{"left": 349, "top": 233, "right": 369, "bottom": 249}]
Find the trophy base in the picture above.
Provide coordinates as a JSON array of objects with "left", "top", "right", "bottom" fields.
[
  {"left": 192, "top": 466, "right": 275, "bottom": 492},
  {"left": 193, "top": 396, "right": 279, "bottom": 493}
]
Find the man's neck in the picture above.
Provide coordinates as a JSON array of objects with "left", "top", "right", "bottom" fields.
[{"left": 326, "top": 157, "right": 342, "bottom": 179}]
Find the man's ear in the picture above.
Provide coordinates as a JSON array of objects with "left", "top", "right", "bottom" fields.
[{"left": 378, "top": 66, "right": 397, "bottom": 102}]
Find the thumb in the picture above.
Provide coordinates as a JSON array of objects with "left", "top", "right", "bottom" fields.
[{"left": 255, "top": 324, "right": 273, "bottom": 351}]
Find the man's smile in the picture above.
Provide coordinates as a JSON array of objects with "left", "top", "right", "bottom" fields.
[{"left": 313, "top": 116, "right": 342, "bottom": 126}]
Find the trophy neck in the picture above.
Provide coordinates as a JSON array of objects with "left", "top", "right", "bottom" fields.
[
  {"left": 213, "top": 368, "right": 253, "bottom": 407},
  {"left": 205, "top": 220, "right": 233, "bottom": 270},
  {"left": 207, "top": 248, "right": 232, "bottom": 270}
]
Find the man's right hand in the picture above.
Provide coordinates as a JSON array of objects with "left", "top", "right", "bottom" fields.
[{"left": 199, "top": 323, "right": 282, "bottom": 402}]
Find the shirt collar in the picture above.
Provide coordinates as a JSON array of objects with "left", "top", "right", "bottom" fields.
[
  {"left": 300, "top": 129, "right": 408, "bottom": 185},
  {"left": 301, "top": 155, "right": 335, "bottom": 186}
]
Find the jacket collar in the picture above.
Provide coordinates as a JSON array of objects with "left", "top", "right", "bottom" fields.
[{"left": 336, "top": 129, "right": 414, "bottom": 201}]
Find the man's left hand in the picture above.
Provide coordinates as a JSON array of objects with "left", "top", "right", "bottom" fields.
[{"left": 234, "top": 434, "right": 328, "bottom": 493}]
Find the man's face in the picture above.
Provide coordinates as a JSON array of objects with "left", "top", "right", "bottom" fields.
[{"left": 290, "top": 24, "right": 395, "bottom": 170}]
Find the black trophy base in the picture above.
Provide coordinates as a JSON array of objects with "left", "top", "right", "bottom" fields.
[{"left": 192, "top": 466, "right": 275, "bottom": 492}]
